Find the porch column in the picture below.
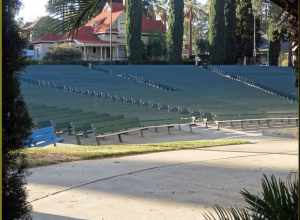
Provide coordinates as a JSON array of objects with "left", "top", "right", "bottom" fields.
[
  {"left": 97, "top": 47, "right": 100, "bottom": 61},
  {"left": 103, "top": 47, "right": 106, "bottom": 60},
  {"left": 86, "top": 47, "right": 90, "bottom": 61},
  {"left": 100, "top": 47, "right": 103, "bottom": 60},
  {"left": 116, "top": 47, "right": 119, "bottom": 60},
  {"left": 81, "top": 47, "right": 84, "bottom": 60},
  {"left": 84, "top": 47, "right": 87, "bottom": 61}
]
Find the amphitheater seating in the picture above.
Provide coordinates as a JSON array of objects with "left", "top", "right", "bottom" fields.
[
  {"left": 215, "top": 65, "right": 297, "bottom": 96},
  {"left": 28, "top": 104, "right": 141, "bottom": 136},
  {"left": 21, "top": 65, "right": 298, "bottom": 122}
]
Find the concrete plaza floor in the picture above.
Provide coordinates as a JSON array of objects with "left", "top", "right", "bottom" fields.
[{"left": 27, "top": 130, "right": 298, "bottom": 220}]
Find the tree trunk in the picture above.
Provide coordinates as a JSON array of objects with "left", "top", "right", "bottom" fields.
[
  {"left": 292, "top": 40, "right": 299, "bottom": 87},
  {"left": 288, "top": 40, "right": 293, "bottom": 67},
  {"left": 188, "top": 8, "right": 193, "bottom": 58},
  {"left": 269, "top": 38, "right": 281, "bottom": 66}
]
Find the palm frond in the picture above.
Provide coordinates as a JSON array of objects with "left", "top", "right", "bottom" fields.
[
  {"left": 47, "top": 0, "right": 107, "bottom": 35},
  {"left": 203, "top": 174, "right": 298, "bottom": 220},
  {"left": 241, "top": 174, "right": 298, "bottom": 220},
  {"left": 203, "top": 206, "right": 251, "bottom": 220}
]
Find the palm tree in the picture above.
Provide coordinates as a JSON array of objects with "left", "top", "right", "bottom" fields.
[
  {"left": 153, "top": 0, "right": 167, "bottom": 26},
  {"left": 203, "top": 174, "right": 298, "bottom": 220},
  {"left": 47, "top": 0, "right": 108, "bottom": 33},
  {"left": 143, "top": 0, "right": 156, "bottom": 19}
]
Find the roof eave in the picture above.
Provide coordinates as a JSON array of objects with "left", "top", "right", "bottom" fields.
[{"left": 32, "top": 41, "right": 58, "bottom": 44}]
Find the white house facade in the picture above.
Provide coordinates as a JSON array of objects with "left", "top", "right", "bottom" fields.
[{"left": 31, "top": 2, "right": 166, "bottom": 61}]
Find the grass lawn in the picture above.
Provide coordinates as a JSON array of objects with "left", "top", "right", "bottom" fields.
[{"left": 22, "top": 139, "right": 249, "bottom": 168}]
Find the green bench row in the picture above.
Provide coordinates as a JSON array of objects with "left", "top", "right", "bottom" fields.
[{"left": 29, "top": 104, "right": 141, "bottom": 134}]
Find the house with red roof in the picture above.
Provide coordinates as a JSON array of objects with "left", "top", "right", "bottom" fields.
[
  {"left": 31, "top": 33, "right": 64, "bottom": 60},
  {"left": 32, "top": 2, "right": 166, "bottom": 61}
]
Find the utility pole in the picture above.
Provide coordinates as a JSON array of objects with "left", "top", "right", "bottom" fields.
[
  {"left": 62, "top": 4, "right": 65, "bottom": 33},
  {"left": 110, "top": 0, "right": 113, "bottom": 63},
  {"left": 263, "top": 0, "right": 270, "bottom": 65},
  {"left": 188, "top": 7, "right": 193, "bottom": 58},
  {"left": 253, "top": 13, "right": 256, "bottom": 64},
  {"left": 267, "top": 26, "right": 270, "bottom": 65}
]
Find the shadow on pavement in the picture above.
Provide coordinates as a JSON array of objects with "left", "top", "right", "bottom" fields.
[{"left": 32, "top": 212, "right": 88, "bottom": 220}]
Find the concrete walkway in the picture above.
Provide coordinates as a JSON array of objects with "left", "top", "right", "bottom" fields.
[{"left": 27, "top": 137, "right": 298, "bottom": 220}]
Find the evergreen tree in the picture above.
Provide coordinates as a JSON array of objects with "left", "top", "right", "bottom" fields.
[
  {"left": 4, "top": 0, "right": 33, "bottom": 219},
  {"left": 126, "top": 0, "right": 144, "bottom": 63},
  {"left": 252, "top": 0, "right": 264, "bottom": 64},
  {"left": 267, "top": 2, "right": 285, "bottom": 66},
  {"left": 208, "top": 0, "right": 225, "bottom": 64},
  {"left": 255, "top": 16, "right": 262, "bottom": 54},
  {"left": 269, "top": 35, "right": 281, "bottom": 65},
  {"left": 268, "top": 20, "right": 282, "bottom": 66},
  {"left": 146, "top": 33, "right": 166, "bottom": 60},
  {"left": 196, "top": 38, "right": 209, "bottom": 54},
  {"left": 166, "top": 0, "right": 184, "bottom": 63},
  {"left": 31, "top": 16, "right": 62, "bottom": 40},
  {"left": 224, "top": 0, "right": 236, "bottom": 64},
  {"left": 236, "top": 0, "right": 254, "bottom": 64}
]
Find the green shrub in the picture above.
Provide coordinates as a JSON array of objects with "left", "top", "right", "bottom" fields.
[
  {"left": 43, "top": 46, "right": 82, "bottom": 64},
  {"left": 146, "top": 33, "right": 166, "bottom": 61}
]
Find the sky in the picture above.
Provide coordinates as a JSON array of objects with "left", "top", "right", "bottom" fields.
[
  {"left": 18, "top": 0, "right": 49, "bottom": 22},
  {"left": 18, "top": 0, "right": 207, "bottom": 22}
]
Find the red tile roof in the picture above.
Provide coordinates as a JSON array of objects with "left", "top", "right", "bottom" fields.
[
  {"left": 33, "top": 26, "right": 118, "bottom": 45},
  {"left": 32, "top": 33, "right": 63, "bottom": 44},
  {"left": 142, "top": 17, "right": 166, "bottom": 33},
  {"left": 65, "top": 26, "right": 120, "bottom": 45},
  {"left": 86, "top": 2, "right": 166, "bottom": 33},
  {"left": 85, "top": 3, "right": 124, "bottom": 33}
]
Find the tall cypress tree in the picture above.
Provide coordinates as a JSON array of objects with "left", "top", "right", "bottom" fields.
[
  {"left": 267, "top": 2, "right": 286, "bottom": 66},
  {"left": 4, "top": 0, "right": 33, "bottom": 219},
  {"left": 208, "top": 0, "right": 225, "bottom": 64},
  {"left": 126, "top": 0, "right": 143, "bottom": 63},
  {"left": 236, "top": 0, "right": 254, "bottom": 64},
  {"left": 269, "top": 30, "right": 281, "bottom": 65},
  {"left": 224, "top": 0, "right": 236, "bottom": 64},
  {"left": 166, "top": 0, "right": 184, "bottom": 63}
]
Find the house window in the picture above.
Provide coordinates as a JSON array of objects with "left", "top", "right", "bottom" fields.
[
  {"left": 93, "top": 47, "right": 96, "bottom": 54},
  {"left": 119, "top": 46, "right": 126, "bottom": 58}
]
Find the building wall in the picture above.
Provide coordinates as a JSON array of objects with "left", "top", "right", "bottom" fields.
[
  {"left": 118, "top": 13, "right": 126, "bottom": 34},
  {"left": 97, "top": 13, "right": 126, "bottom": 43},
  {"left": 33, "top": 43, "right": 55, "bottom": 60},
  {"left": 98, "top": 33, "right": 125, "bottom": 43},
  {"left": 97, "top": 12, "right": 159, "bottom": 47}
]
